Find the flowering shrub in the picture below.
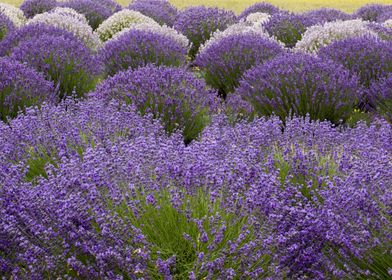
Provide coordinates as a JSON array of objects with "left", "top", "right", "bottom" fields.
[
  {"left": 59, "top": 0, "right": 116, "bottom": 30},
  {"left": 0, "top": 57, "right": 54, "bottom": 120},
  {"left": 1, "top": 103, "right": 391, "bottom": 278},
  {"left": 10, "top": 34, "right": 101, "bottom": 99},
  {"left": 99, "top": 28, "right": 187, "bottom": 76},
  {"left": 264, "top": 12, "right": 315, "bottom": 47},
  {"left": 377, "top": 10, "right": 392, "bottom": 23},
  {"left": 354, "top": 4, "right": 392, "bottom": 22},
  {"left": 49, "top": 7, "right": 88, "bottom": 24},
  {"left": 0, "top": 3, "right": 26, "bottom": 26},
  {"left": 385, "top": 19, "right": 392, "bottom": 28},
  {"left": 235, "top": 53, "right": 361, "bottom": 124},
  {"left": 295, "top": 19, "right": 378, "bottom": 54},
  {"left": 368, "top": 22, "right": 392, "bottom": 41},
  {"left": 0, "top": 13, "right": 13, "bottom": 41},
  {"left": 238, "top": 1, "right": 281, "bottom": 20},
  {"left": 174, "top": 6, "right": 236, "bottom": 58},
  {"left": 0, "top": 23, "right": 78, "bottom": 56},
  {"left": 302, "top": 8, "right": 351, "bottom": 24},
  {"left": 28, "top": 11, "right": 101, "bottom": 50},
  {"left": 243, "top": 12, "right": 271, "bottom": 26},
  {"left": 319, "top": 36, "right": 392, "bottom": 88},
  {"left": 195, "top": 33, "right": 284, "bottom": 96},
  {"left": 93, "top": 65, "right": 218, "bottom": 143},
  {"left": 20, "top": 0, "right": 57, "bottom": 18},
  {"left": 95, "top": 9, "right": 158, "bottom": 41},
  {"left": 368, "top": 74, "right": 392, "bottom": 121},
  {"left": 127, "top": 0, "right": 178, "bottom": 26}
]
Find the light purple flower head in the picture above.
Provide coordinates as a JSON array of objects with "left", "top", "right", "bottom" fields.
[
  {"left": 354, "top": 4, "right": 392, "bottom": 22},
  {"left": 302, "top": 8, "right": 351, "bottom": 24},
  {"left": 238, "top": 2, "right": 281, "bottom": 20}
]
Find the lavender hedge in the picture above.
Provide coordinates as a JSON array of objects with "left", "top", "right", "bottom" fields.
[{"left": 127, "top": 0, "right": 178, "bottom": 27}]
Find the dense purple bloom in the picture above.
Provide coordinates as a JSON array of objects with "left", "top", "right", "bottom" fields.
[
  {"left": 368, "top": 74, "right": 392, "bottom": 121},
  {"left": 238, "top": 2, "right": 281, "bottom": 19},
  {"left": 264, "top": 12, "right": 316, "bottom": 47},
  {"left": 20, "top": 0, "right": 57, "bottom": 18},
  {"left": 235, "top": 53, "right": 361, "bottom": 124},
  {"left": 173, "top": 6, "right": 236, "bottom": 58},
  {"left": 0, "top": 57, "right": 54, "bottom": 120},
  {"left": 367, "top": 22, "right": 392, "bottom": 41},
  {"left": 0, "top": 23, "right": 78, "bottom": 56},
  {"left": 10, "top": 34, "right": 101, "bottom": 98},
  {"left": 93, "top": 65, "right": 218, "bottom": 142},
  {"left": 98, "top": 28, "right": 187, "bottom": 76},
  {"left": 302, "top": 8, "right": 351, "bottom": 24},
  {"left": 127, "top": 0, "right": 178, "bottom": 26},
  {"left": 354, "top": 4, "right": 392, "bottom": 22},
  {"left": 59, "top": 0, "right": 116, "bottom": 29},
  {"left": 377, "top": 10, "right": 392, "bottom": 22},
  {"left": 319, "top": 36, "right": 392, "bottom": 88},
  {"left": 0, "top": 13, "right": 14, "bottom": 41},
  {"left": 195, "top": 33, "right": 284, "bottom": 96}
]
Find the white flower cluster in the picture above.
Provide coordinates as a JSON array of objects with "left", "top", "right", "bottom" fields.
[
  {"left": 198, "top": 22, "right": 279, "bottom": 56},
  {"left": 95, "top": 9, "right": 158, "bottom": 42},
  {"left": 384, "top": 19, "right": 392, "bottom": 29},
  {"left": 49, "top": 7, "right": 88, "bottom": 25},
  {"left": 295, "top": 19, "right": 379, "bottom": 54},
  {"left": 244, "top": 12, "right": 271, "bottom": 26},
  {"left": 0, "top": 3, "right": 26, "bottom": 27},
  {"left": 110, "top": 22, "right": 190, "bottom": 50},
  {"left": 28, "top": 11, "right": 101, "bottom": 50}
]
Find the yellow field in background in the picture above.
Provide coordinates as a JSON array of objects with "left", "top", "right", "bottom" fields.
[{"left": 1, "top": 0, "right": 392, "bottom": 13}]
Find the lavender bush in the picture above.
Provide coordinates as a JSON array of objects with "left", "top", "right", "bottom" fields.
[
  {"left": 127, "top": 0, "right": 178, "bottom": 27},
  {"left": 264, "top": 12, "right": 315, "bottom": 47},
  {"left": 99, "top": 28, "right": 187, "bottom": 76},
  {"left": 93, "top": 65, "right": 218, "bottom": 143},
  {"left": 10, "top": 34, "right": 101, "bottom": 98},
  {"left": 319, "top": 36, "right": 392, "bottom": 88},
  {"left": 0, "top": 3, "right": 27, "bottom": 27},
  {"left": 238, "top": 2, "right": 281, "bottom": 20},
  {"left": 0, "top": 57, "right": 54, "bottom": 120},
  {"left": 59, "top": 0, "right": 117, "bottom": 30},
  {"left": 0, "top": 13, "right": 13, "bottom": 41},
  {"left": 0, "top": 23, "right": 78, "bottom": 56},
  {"left": 195, "top": 33, "right": 284, "bottom": 96},
  {"left": 354, "top": 3, "right": 392, "bottom": 22},
  {"left": 20, "top": 0, "right": 57, "bottom": 18},
  {"left": 235, "top": 53, "right": 361, "bottom": 124},
  {"left": 173, "top": 6, "right": 236, "bottom": 58},
  {"left": 368, "top": 74, "right": 392, "bottom": 121},
  {"left": 302, "top": 8, "right": 351, "bottom": 24}
]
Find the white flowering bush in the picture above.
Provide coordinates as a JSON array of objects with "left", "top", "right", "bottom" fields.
[
  {"left": 244, "top": 12, "right": 271, "bottom": 26},
  {"left": 49, "top": 7, "right": 88, "bottom": 25},
  {"left": 384, "top": 19, "right": 392, "bottom": 28},
  {"left": 295, "top": 19, "right": 378, "bottom": 54},
  {"left": 95, "top": 9, "right": 158, "bottom": 42},
  {"left": 111, "top": 22, "right": 190, "bottom": 50},
  {"left": 0, "top": 3, "right": 26, "bottom": 27},
  {"left": 198, "top": 22, "right": 280, "bottom": 56},
  {"left": 28, "top": 12, "right": 101, "bottom": 50}
]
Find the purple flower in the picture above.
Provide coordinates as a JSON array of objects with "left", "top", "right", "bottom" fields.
[
  {"left": 235, "top": 53, "right": 361, "bottom": 124},
  {"left": 264, "top": 12, "right": 316, "bottom": 47},
  {"left": 238, "top": 2, "right": 281, "bottom": 20},
  {"left": 0, "top": 12, "right": 14, "bottom": 41},
  {"left": 10, "top": 34, "right": 101, "bottom": 98},
  {"left": 20, "top": 0, "right": 57, "bottom": 18},
  {"left": 318, "top": 36, "right": 392, "bottom": 88},
  {"left": 98, "top": 28, "right": 187, "bottom": 76},
  {"left": 377, "top": 10, "right": 392, "bottom": 22},
  {"left": 0, "top": 57, "right": 54, "bottom": 120},
  {"left": 59, "top": 0, "right": 118, "bottom": 29},
  {"left": 174, "top": 6, "right": 236, "bottom": 58},
  {"left": 127, "top": 0, "right": 178, "bottom": 27},
  {"left": 368, "top": 74, "right": 392, "bottom": 121},
  {"left": 92, "top": 65, "right": 218, "bottom": 143},
  {"left": 195, "top": 33, "right": 284, "bottom": 96},
  {"left": 354, "top": 4, "right": 392, "bottom": 22}
]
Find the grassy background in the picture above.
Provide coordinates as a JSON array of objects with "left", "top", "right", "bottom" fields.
[{"left": 1, "top": 0, "right": 392, "bottom": 13}]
